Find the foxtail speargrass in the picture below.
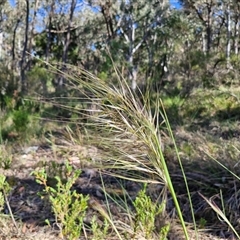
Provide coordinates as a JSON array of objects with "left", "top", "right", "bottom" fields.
[{"left": 42, "top": 62, "right": 193, "bottom": 239}]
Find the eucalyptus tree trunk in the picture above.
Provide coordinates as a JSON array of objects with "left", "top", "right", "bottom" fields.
[
  {"left": 205, "top": 4, "right": 212, "bottom": 53},
  {"left": 202, "top": 31, "right": 207, "bottom": 54},
  {"left": 100, "top": 1, "right": 115, "bottom": 40},
  {"left": 226, "top": 3, "right": 231, "bottom": 68},
  {"left": 62, "top": 0, "right": 76, "bottom": 64},
  {"left": 57, "top": 0, "right": 76, "bottom": 89},
  {"left": 45, "top": 1, "right": 55, "bottom": 62},
  {"left": 26, "top": 0, "right": 39, "bottom": 70},
  {"left": 117, "top": 1, "right": 151, "bottom": 92},
  {"left": 183, "top": 0, "right": 214, "bottom": 53},
  {"left": 234, "top": 19, "right": 239, "bottom": 55},
  {"left": 19, "top": 0, "right": 29, "bottom": 94},
  {"left": 0, "top": 32, "right": 3, "bottom": 59},
  {"left": 127, "top": 14, "right": 139, "bottom": 92},
  {"left": 11, "top": 19, "right": 20, "bottom": 70},
  {"left": 234, "top": 4, "right": 240, "bottom": 55}
]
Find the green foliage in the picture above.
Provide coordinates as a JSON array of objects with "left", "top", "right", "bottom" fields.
[
  {"left": 162, "top": 95, "right": 185, "bottom": 124},
  {"left": 35, "top": 29, "right": 79, "bottom": 64},
  {"left": 0, "top": 96, "right": 42, "bottom": 141},
  {"left": 182, "top": 90, "right": 240, "bottom": 123},
  {"left": 91, "top": 216, "right": 110, "bottom": 240},
  {"left": 0, "top": 69, "right": 18, "bottom": 110},
  {"left": 202, "top": 72, "right": 216, "bottom": 88},
  {"left": 26, "top": 65, "right": 53, "bottom": 95},
  {"left": 181, "top": 142, "right": 194, "bottom": 157},
  {"left": 230, "top": 54, "right": 240, "bottom": 68},
  {"left": 12, "top": 107, "right": 29, "bottom": 133},
  {"left": 0, "top": 144, "right": 12, "bottom": 169},
  {"left": 33, "top": 162, "right": 89, "bottom": 240},
  {"left": 159, "top": 223, "right": 170, "bottom": 240},
  {"left": 133, "top": 184, "right": 168, "bottom": 239},
  {"left": 189, "top": 50, "right": 208, "bottom": 70},
  {"left": 2, "top": 95, "right": 18, "bottom": 110},
  {"left": 0, "top": 174, "right": 11, "bottom": 212},
  {"left": 179, "top": 50, "right": 207, "bottom": 72},
  {"left": 98, "top": 71, "right": 108, "bottom": 81},
  {"left": 199, "top": 217, "right": 207, "bottom": 229}
]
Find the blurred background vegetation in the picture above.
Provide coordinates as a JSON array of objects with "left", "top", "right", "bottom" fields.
[{"left": 0, "top": 0, "right": 240, "bottom": 140}]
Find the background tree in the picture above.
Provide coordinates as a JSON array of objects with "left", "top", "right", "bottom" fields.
[{"left": 0, "top": 0, "right": 239, "bottom": 96}]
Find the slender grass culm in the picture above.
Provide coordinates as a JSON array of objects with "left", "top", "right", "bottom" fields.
[{"left": 46, "top": 62, "right": 192, "bottom": 239}]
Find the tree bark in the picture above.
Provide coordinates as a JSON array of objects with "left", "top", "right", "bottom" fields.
[
  {"left": 46, "top": 1, "right": 55, "bottom": 62},
  {"left": 26, "top": 0, "right": 39, "bottom": 70},
  {"left": 226, "top": 3, "right": 231, "bottom": 68},
  {"left": 206, "top": 4, "right": 212, "bottom": 53},
  {"left": 62, "top": 0, "right": 76, "bottom": 64},
  {"left": 234, "top": 6, "right": 239, "bottom": 55},
  {"left": 19, "top": 0, "right": 29, "bottom": 94},
  {"left": 57, "top": 0, "right": 76, "bottom": 90}
]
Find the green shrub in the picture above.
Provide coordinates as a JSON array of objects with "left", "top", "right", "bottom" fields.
[
  {"left": 26, "top": 65, "right": 53, "bottom": 95},
  {"left": 33, "top": 162, "right": 89, "bottom": 240},
  {"left": 0, "top": 145, "right": 12, "bottom": 169},
  {"left": 12, "top": 108, "right": 30, "bottom": 133},
  {"left": 133, "top": 184, "right": 169, "bottom": 239},
  {"left": 0, "top": 174, "right": 11, "bottom": 212}
]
